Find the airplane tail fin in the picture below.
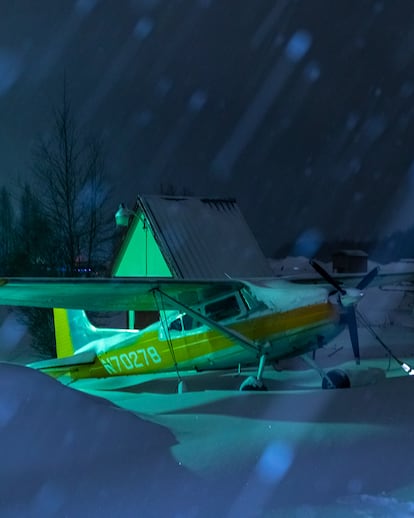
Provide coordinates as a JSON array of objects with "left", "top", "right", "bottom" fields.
[{"left": 53, "top": 308, "right": 99, "bottom": 358}]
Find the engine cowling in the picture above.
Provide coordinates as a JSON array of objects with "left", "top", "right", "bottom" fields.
[{"left": 322, "top": 367, "right": 386, "bottom": 389}]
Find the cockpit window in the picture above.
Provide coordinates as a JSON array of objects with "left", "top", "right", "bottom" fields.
[
  {"left": 204, "top": 295, "right": 241, "bottom": 322},
  {"left": 168, "top": 313, "right": 202, "bottom": 332},
  {"left": 169, "top": 317, "right": 182, "bottom": 331},
  {"left": 182, "top": 314, "right": 201, "bottom": 330}
]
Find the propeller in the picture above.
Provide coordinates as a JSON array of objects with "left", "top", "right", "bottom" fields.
[
  {"left": 309, "top": 259, "right": 346, "bottom": 295},
  {"left": 345, "top": 306, "right": 360, "bottom": 364},
  {"left": 355, "top": 266, "right": 380, "bottom": 290},
  {"left": 310, "top": 260, "right": 379, "bottom": 364}
]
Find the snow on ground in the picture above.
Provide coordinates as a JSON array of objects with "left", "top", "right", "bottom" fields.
[{"left": 3, "top": 354, "right": 414, "bottom": 516}]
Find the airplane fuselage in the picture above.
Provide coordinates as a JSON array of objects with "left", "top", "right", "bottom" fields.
[{"left": 37, "top": 293, "right": 342, "bottom": 381}]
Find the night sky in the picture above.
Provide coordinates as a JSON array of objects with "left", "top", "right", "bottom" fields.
[{"left": 1, "top": 0, "right": 414, "bottom": 256}]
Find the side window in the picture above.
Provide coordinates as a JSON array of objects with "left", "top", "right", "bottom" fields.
[
  {"left": 182, "top": 314, "right": 202, "bottom": 331},
  {"left": 169, "top": 317, "right": 182, "bottom": 331},
  {"left": 204, "top": 295, "right": 241, "bottom": 322}
]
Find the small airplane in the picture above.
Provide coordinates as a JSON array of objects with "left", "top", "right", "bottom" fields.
[{"left": 0, "top": 261, "right": 412, "bottom": 391}]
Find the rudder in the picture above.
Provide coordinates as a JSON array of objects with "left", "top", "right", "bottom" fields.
[{"left": 53, "top": 308, "right": 97, "bottom": 358}]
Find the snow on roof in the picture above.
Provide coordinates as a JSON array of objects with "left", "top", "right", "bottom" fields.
[{"left": 136, "top": 195, "right": 272, "bottom": 278}]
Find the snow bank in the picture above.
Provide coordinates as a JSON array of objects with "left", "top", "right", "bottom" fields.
[{"left": 0, "top": 363, "right": 199, "bottom": 517}]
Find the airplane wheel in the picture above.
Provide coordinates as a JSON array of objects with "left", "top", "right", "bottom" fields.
[
  {"left": 239, "top": 376, "right": 268, "bottom": 391},
  {"left": 322, "top": 369, "right": 351, "bottom": 389}
]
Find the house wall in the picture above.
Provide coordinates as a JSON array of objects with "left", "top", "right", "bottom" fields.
[
  {"left": 113, "top": 214, "right": 172, "bottom": 278},
  {"left": 333, "top": 254, "right": 367, "bottom": 273}
]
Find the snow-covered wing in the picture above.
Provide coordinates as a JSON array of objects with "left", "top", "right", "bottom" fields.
[{"left": 0, "top": 277, "right": 244, "bottom": 311}]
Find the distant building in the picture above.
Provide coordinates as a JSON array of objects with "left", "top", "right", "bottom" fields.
[{"left": 332, "top": 250, "right": 368, "bottom": 273}]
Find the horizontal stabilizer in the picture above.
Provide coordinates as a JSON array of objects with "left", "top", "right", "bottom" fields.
[{"left": 28, "top": 350, "right": 96, "bottom": 370}]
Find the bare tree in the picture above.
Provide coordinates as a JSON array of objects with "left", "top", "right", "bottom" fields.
[
  {"left": 76, "top": 137, "right": 112, "bottom": 273},
  {"left": 18, "top": 82, "right": 114, "bottom": 357},
  {"left": 31, "top": 82, "right": 113, "bottom": 276},
  {"left": 12, "top": 184, "right": 54, "bottom": 275},
  {"left": 0, "top": 186, "right": 14, "bottom": 274},
  {"left": 11, "top": 184, "right": 55, "bottom": 356}
]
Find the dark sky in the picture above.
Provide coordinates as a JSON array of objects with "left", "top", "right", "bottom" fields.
[{"left": 1, "top": 0, "right": 414, "bottom": 256}]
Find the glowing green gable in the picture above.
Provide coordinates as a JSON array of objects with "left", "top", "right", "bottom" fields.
[{"left": 113, "top": 214, "right": 172, "bottom": 278}]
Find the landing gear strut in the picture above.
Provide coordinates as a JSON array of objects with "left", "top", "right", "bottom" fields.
[{"left": 239, "top": 354, "right": 268, "bottom": 391}]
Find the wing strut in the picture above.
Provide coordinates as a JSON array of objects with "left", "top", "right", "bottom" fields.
[
  {"left": 152, "top": 291, "right": 187, "bottom": 393},
  {"left": 153, "top": 288, "right": 262, "bottom": 354}
]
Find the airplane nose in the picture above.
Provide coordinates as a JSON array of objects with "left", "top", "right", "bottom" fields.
[{"left": 329, "top": 288, "right": 364, "bottom": 307}]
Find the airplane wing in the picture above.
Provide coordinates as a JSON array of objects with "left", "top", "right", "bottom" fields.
[
  {"left": 0, "top": 277, "right": 245, "bottom": 311},
  {"left": 0, "top": 265, "right": 412, "bottom": 312}
]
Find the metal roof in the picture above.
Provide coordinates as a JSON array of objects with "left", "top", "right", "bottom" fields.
[{"left": 135, "top": 195, "right": 272, "bottom": 279}]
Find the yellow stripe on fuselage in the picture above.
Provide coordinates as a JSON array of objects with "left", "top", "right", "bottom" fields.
[{"left": 234, "top": 301, "right": 337, "bottom": 341}]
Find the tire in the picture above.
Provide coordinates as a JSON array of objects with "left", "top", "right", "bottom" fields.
[{"left": 322, "top": 369, "right": 351, "bottom": 389}]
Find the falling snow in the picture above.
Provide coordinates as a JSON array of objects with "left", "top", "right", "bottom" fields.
[
  {"left": 1, "top": 3, "right": 414, "bottom": 256},
  {"left": 133, "top": 17, "right": 154, "bottom": 40},
  {"left": 0, "top": 48, "right": 22, "bottom": 95},
  {"left": 188, "top": 89, "right": 208, "bottom": 112},
  {"left": 74, "top": 0, "right": 98, "bottom": 16},
  {"left": 284, "top": 30, "right": 313, "bottom": 62},
  {"left": 303, "top": 60, "right": 321, "bottom": 83}
]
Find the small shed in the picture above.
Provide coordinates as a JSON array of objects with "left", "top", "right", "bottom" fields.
[
  {"left": 332, "top": 250, "right": 368, "bottom": 273},
  {"left": 112, "top": 195, "right": 272, "bottom": 279}
]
